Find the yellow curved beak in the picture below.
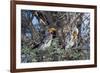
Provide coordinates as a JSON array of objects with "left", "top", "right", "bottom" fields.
[{"left": 48, "top": 28, "right": 56, "bottom": 33}]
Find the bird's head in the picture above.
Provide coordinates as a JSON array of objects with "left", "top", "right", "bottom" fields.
[
  {"left": 48, "top": 28, "right": 57, "bottom": 38},
  {"left": 48, "top": 28, "right": 56, "bottom": 34}
]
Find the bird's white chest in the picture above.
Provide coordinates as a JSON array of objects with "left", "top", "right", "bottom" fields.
[{"left": 40, "top": 34, "right": 52, "bottom": 50}]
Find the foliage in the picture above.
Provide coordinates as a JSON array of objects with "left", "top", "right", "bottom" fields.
[{"left": 21, "top": 38, "right": 90, "bottom": 63}]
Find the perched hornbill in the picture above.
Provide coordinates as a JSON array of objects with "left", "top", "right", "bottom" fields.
[
  {"left": 40, "top": 28, "right": 57, "bottom": 50},
  {"left": 65, "top": 26, "right": 79, "bottom": 49}
]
